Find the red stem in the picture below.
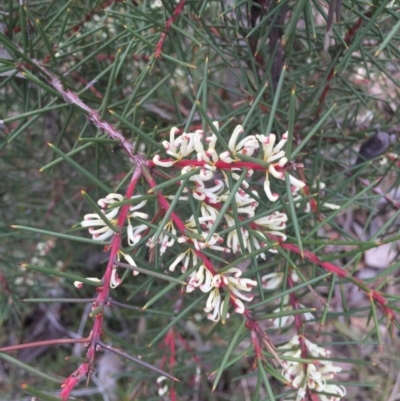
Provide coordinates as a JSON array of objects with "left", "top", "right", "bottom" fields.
[
  {"left": 60, "top": 167, "right": 142, "bottom": 401},
  {"left": 148, "top": 158, "right": 269, "bottom": 171},
  {"left": 155, "top": 1, "right": 186, "bottom": 59},
  {"left": 144, "top": 163, "right": 268, "bottom": 347},
  {"left": 280, "top": 242, "right": 395, "bottom": 322},
  {"left": 143, "top": 163, "right": 217, "bottom": 276}
]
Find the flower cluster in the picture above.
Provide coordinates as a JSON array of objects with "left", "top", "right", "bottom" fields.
[
  {"left": 77, "top": 121, "right": 348, "bottom": 401},
  {"left": 280, "top": 335, "right": 346, "bottom": 401},
  {"left": 81, "top": 193, "right": 148, "bottom": 243},
  {"left": 80, "top": 123, "right": 306, "bottom": 322},
  {"left": 153, "top": 123, "right": 305, "bottom": 202},
  {"left": 186, "top": 267, "right": 257, "bottom": 322},
  {"left": 81, "top": 193, "right": 147, "bottom": 288}
]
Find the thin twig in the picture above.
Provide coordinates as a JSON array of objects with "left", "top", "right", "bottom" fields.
[
  {"left": 97, "top": 340, "right": 180, "bottom": 382},
  {"left": 0, "top": 335, "right": 91, "bottom": 353}
]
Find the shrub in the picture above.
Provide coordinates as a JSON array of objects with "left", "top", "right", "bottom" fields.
[{"left": 1, "top": 1, "right": 400, "bottom": 400}]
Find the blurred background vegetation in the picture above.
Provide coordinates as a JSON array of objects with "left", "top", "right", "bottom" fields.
[{"left": 1, "top": 0, "right": 400, "bottom": 400}]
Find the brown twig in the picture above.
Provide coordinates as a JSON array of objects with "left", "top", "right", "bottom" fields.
[
  {"left": 0, "top": 335, "right": 91, "bottom": 353},
  {"left": 97, "top": 340, "right": 179, "bottom": 382}
]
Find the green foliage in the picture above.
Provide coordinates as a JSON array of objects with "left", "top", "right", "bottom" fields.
[{"left": 1, "top": 1, "right": 400, "bottom": 400}]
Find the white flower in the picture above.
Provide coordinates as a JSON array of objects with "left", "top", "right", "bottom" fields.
[
  {"left": 294, "top": 182, "right": 340, "bottom": 212},
  {"left": 307, "top": 363, "right": 346, "bottom": 399},
  {"left": 121, "top": 253, "right": 139, "bottom": 276},
  {"left": 220, "top": 187, "right": 258, "bottom": 217},
  {"left": 153, "top": 127, "right": 204, "bottom": 165},
  {"left": 318, "top": 384, "right": 346, "bottom": 401},
  {"left": 129, "top": 195, "right": 148, "bottom": 214},
  {"left": 245, "top": 211, "right": 288, "bottom": 256},
  {"left": 295, "top": 386, "right": 307, "bottom": 401},
  {"left": 194, "top": 126, "right": 219, "bottom": 164},
  {"left": 304, "top": 337, "right": 330, "bottom": 358},
  {"left": 272, "top": 305, "right": 295, "bottom": 328},
  {"left": 169, "top": 248, "right": 198, "bottom": 273},
  {"left": 245, "top": 231, "right": 267, "bottom": 257},
  {"left": 153, "top": 154, "right": 174, "bottom": 167},
  {"left": 209, "top": 268, "right": 257, "bottom": 318},
  {"left": 263, "top": 174, "right": 279, "bottom": 202},
  {"left": 173, "top": 132, "right": 197, "bottom": 159},
  {"left": 272, "top": 294, "right": 314, "bottom": 328},
  {"left": 229, "top": 169, "right": 254, "bottom": 189},
  {"left": 126, "top": 197, "right": 149, "bottom": 246},
  {"left": 156, "top": 376, "right": 168, "bottom": 396},
  {"left": 73, "top": 277, "right": 101, "bottom": 288},
  {"left": 191, "top": 177, "right": 223, "bottom": 203},
  {"left": 257, "top": 132, "right": 288, "bottom": 164},
  {"left": 81, "top": 193, "right": 123, "bottom": 241},
  {"left": 189, "top": 266, "right": 256, "bottom": 322},
  {"left": 98, "top": 193, "right": 124, "bottom": 208},
  {"left": 261, "top": 272, "right": 284, "bottom": 290},
  {"left": 275, "top": 305, "right": 314, "bottom": 327},
  {"left": 148, "top": 220, "right": 177, "bottom": 254},
  {"left": 151, "top": 0, "right": 179, "bottom": 9},
  {"left": 199, "top": 203, "right": 220, "bottom": 230},
  {"left": 280, "top": 336, "right": 346, "bottom": 401},
  {"left": 183, "top": 217, "right": 229, "bottom": 253},
  {"left": 285, "top": 359, "right": 306, "bottom": 389},
  {"left": 254, "top": 211, "right": 288, "bottom": 240},
  {"left": 81, "top": 193, "right": 148, "bottom": 244},
  {"left": 110, "top": 252, "right": 139, "bottom": 289},
  {"left": 225, "top": 215, "right": 249, "bottom": 254},
  {"left": 198, "top": 232, "right": 229, "bottom": 253},
  {"left": 256, "top": 132, "right": 305, "bottom": 201},
  {"left": 322, "top": 202, "right": 341, "bottom": 210},
  {"left": 81, "top": 212, "right": 117, "bottom": 241},
  {"left": 150, "top": 0, "right": 163, "bottom": 8},
  {"left": 221, "top": 268, "right": 257, "bottom": 298},
  {"left": 220, "top": 125, "right": 259, "bottom": 163},
  {"left": 186, "top": 264, "right": 213, "bottom": 293},
  {"left": 293, "top": 192, "right": 312, "bottom": 213},
  {"left": 161, "top": 126, "right": 179, "bottom": 155},
  {"left": 204, "top": 288, "right": 223, "bottom": 321},
  {"left": 110, "top": 267, "right": 122, "bottom": 289},
  {"left": 127, "top": 223, "right": 147, "bottom": 246}
]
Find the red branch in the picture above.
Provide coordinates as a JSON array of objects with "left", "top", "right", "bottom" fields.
[
  {"left": 280, "top": 242, "right": 395, "bottom": 323},
  {"left": 155, "top": 0, "right": 186, "bottom": 59},
  {"left": 142, "top": 163, "right": 217, "bottom": 276},
  {"left": 60, "top": 168, "right": 142, "bottom": 401},
  {"left": 159, "top": 328, "right": 176, "bottom": 370},
  {"left": 149, "top": 158, "right": 269, "bottom": 171},
  {"left": 144, "top": 163, "right": 269, "bottom": 349}
]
